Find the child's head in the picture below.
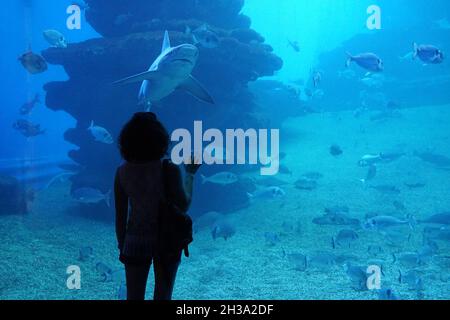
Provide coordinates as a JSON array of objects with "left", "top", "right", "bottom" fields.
[{"left": 119, "top": 112, "right": 169, "bottom": 163}]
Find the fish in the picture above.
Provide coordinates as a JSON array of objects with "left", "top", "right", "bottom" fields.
[
  {"left": 286, "top": 253, "right": 307, "bottom": 271},
  {"left": 398, "top": 270, "right": 424, "bottom": 291},
  {"left": 113, "top": 30, "right": 214, "bottom": 110},
  {"left": 20, "top": 94, "right": 40, "bottom": 115},
  {"left": 43, "top": 29, "right": 68, "bottom": 48},
  {"left": 369, "top": 185, "right": 401, "bottom": 195},
  {"left": 13, "top": 119, "right": 45, "bottom": 138},
  {"left": 287, "top": 39, "right": 300, "bottom": 52},
  {"left": 329, "top": 144, "right": 343, "bottom": 157},
  {"left": 248, "top": 186, "right": 286, "bottom": 200},
  {"left": 313, "top": 213, "right": 360, "bottom": 227},
  {"left": 308, "top": 252, "right": 337, "bottom": 270},
  {"left": 344, "top": 263, "right": 369, "bottom": 291},
  {"left": 393, "top": 252, "right": 427, "bottom": 268},
  {"left": 72, "top": 188, "right": 111, "bottom": 207},
  {"left": 201, "top": 172, "right": 238, "bottom": 185},
  {"left": 413, "top": 43, "right": 444, "bottom": 64},
  {"left": 211, "top": 219, "right": 236, "bottom": 241},
  {"left": 423, "top": 226, "right": 450, "bottom": 242},
  {"left": 78, "top": 246, "right": 93, "bottom": 262},
  {"left": 414, "top": 151, "right": 450, "bottom": 169},
  {"left": 358, "top": 154, "right": 382, "bottom": 167},
  {"left": 263, "top": 232, "right": 281, "bottom": 246},
  {"left": 312, "top": 70, "right": 322, "bottom": 87},
  {"left": 87, "top": 121, "right": 114, "bottom": 144},
  {"left": 96, "top": 263, "right": 125, "bottom": 283},
  {"left": 332, "top": 229, "right": 359, "bottom": 248},
  {"left": 294, "top": 177, "right": 317, "bottom": 191},
  {"left": 404, "top": 182, "right": 426, "bottom": 189},
  {"left": 378, "top": 288, "right": 399, "bottom": 300},
  {"left": 186, "top": 24, "right": 220, "bottom": 48},
  {"left": 278, "top": 165, "right": 293, "bottom": 176},
  {"left": 346, "top": 52, "right": 384, "bottom": 72},
  {"left": 418, "top": 212, "right": 450, "bottom": 225},
  {"left": 363, "top": 215, "right": 414, "bottom": 231},
  {"left": 193, "top": 211, "right": 224, "bottom": 233},
  {"left": 18, "top": 50, "right": 48, "bottom": 74},
  {"left": 95, "top": 262, "right": 112, "bottom": 281},
  {"left": 361, "top": 164, "right": 377, "bottom": 184}
]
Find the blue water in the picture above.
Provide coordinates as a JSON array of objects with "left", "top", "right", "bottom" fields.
[{"left": 0, "top": 0, "right": 449, "bottom": 300}]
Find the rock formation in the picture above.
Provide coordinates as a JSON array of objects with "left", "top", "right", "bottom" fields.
[{"left": 42, "top": 0, "right": 283, "bottom": 218}]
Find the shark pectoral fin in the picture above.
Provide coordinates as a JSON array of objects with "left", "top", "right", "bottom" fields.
[
  {"left": 179, "top": 75, "right": 215, "bottom": 104},
  {"left": 113, "top": 70, "right": 159, "bottom": 86}
]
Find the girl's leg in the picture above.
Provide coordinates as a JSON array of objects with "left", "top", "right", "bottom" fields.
[
  {"left": 125, "top": 262, "right": 151, "bottom": 300},
  {"left": 153, "top": 252, "right": 181, "bottom": 300}
]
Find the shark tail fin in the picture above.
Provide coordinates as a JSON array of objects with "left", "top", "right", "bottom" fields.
[
  {"left": 346, "top": 52, "right": 353, "bottom": 68},
  {"left": 413, "top": 42, "right": 418, "bottom": 60},
  {"left": 88, "top": 120, "right": 94, "bottom": 130},
  {"left": 104, "top": 190, "right": 112, "bottom": 208}
]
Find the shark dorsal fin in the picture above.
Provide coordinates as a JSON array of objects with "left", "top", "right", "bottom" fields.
[{"left": 162, "top": 30, "right": 171, "bottom": 52}]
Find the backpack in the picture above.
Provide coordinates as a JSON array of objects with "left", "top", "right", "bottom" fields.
[{"left": 158, "top": 159, "right": 193, "bottom": 257}]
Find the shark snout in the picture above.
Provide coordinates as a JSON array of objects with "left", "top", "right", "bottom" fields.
[{"left": 171, "top": 44, "right": 199, "bottom": 64}]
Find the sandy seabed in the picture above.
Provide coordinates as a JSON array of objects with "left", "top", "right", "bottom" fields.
[{"left": 1, "top": 104, "right": 449, "bottom": 300}]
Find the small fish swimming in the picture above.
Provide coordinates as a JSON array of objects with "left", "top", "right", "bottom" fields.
[
  {"left": 286, "top": 253, "right": 307, "bottom": 271},
  {"left": 43, "top": 29, "right": 67, "bottom": 48},
  {"left": 264, "top": 232, "right": 281, "bottom": 246},
  {"left": 20, "top": 94, "right": 40, "bottom": 115},
  {"left": 193, "top": 211, "right": 224, "bottom": 233},
  {"left": 13, "top": 119, "right": 45, "bottom": 138},
  {"left": 211, "top": 219, "right": 236, "bottom": 241},
  {"left": 248, "top": 186, "right": 286, "bottom": 200},
  {"left": 330, "top": 144, "right": 343, "bottom": 157},
  {"left": 201, "top": 172, "right": 238, "bottom": 185},
  {"left": 378, "top": 288, "right": 399, "bottom": 300},
  {"left": 414, "top": 151, "right": 450, "bottom": 169},
  {"left": 363, "top": 215, "right": 414, "bottom": 231},
  {"left": 87, "top": 121, "right": 114, "bottom": 144},
  {"left": 418, "top": 212, "right": 450, "bottom": 225},
  {"left": 79, "top": 246, "right": 93, "bottom": 262},
  {"left": 294, "top": 177, "right": 317, "bottom": 191},
  {"left": 413, "top": 43, "right": 444, "bottom": 64},
  {"left": 18, "top": 50, "right": 48, "bottom": 74},
  {"left": 344, "top": 263, "right": 369, "bottom": 291},
  {"left": 358, "top": 154, "right": 382, "bottom": 167},
  {"left": 301, "top": 171, "right": 323, "bottom": 180},
  {"left": 186, "top": 24, "right": 220, "bottom": 48},
  {"left": 332, "top": 229, "right": 359, "bottom": 248},
  {"left": 287, "top": 39, "right": 300, "bottom": 52},
  {"left": 313, "top": 212, "right": 360, "bottom": 227},
  {"left": 346, "top": 52, "right": 384, "bottom": 72},
  {"left": 72, "top": 188, "right": 111, "bottom": 207},
  {"left": 361, "top": 164, "right": 377, "bottom": 184}
]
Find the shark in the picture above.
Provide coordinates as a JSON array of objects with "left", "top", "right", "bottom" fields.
[{"left": 113, "top": 30, "right": 214, "bottom": 110}]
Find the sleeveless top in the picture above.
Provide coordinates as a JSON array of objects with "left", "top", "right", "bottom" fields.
[{"left": 116, "top": 160, "right": 163, "bottom": 258}]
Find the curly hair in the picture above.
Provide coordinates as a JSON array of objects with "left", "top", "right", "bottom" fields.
[{"left": 118, "top": 112, "right": 169, "bottom": 163}]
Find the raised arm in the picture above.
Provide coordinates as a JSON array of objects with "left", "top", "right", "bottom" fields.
[
  {"left": 165, "top": 158, "right": 201, "bottom": 212},
  {"left": 114, "top": 169, "right": 128, "bottom": 251}
]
